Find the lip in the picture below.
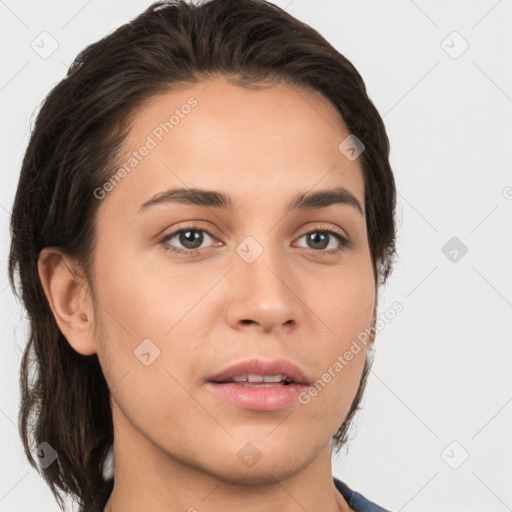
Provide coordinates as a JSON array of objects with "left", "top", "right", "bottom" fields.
[
  {"left": 206, "top": 358, "right": 310, "bottom": 411},
  {"left": 206, "top": 381, "right": 308, "bottom": 411},
  {"left": 207, "top": 358, "right": 310, "bottom": 385}
]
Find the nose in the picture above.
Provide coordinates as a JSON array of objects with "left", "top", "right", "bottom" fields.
[{"left": 224, "top": 241, "right": 301, "bottom": 335}]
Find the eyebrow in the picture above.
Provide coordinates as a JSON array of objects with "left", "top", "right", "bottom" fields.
[{"left": 138, "top": 186, "right": 364, "bottom": 216}]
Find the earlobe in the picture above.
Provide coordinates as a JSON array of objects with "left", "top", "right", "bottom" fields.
[{"left": 37, "top": 247, "right": 98, "bottom": 356}]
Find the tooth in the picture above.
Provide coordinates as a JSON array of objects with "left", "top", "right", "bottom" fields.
[
  {"left": 247, "top": 374, "right": 265, "bottom": 383},
  {"left": 231, "top": 375, "right": 248, "bottom": 382},
  {"left": 227, "top": 374, "right": 290, "bottom": 384},
  {"left": 262, "top": 375, "right": 285, "bottom": 383}
]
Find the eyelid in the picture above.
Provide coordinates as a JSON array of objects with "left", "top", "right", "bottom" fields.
[{"left": 295, "top": 222, "right": 349, "bottom": 242}]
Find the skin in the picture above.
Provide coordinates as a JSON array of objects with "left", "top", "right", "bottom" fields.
[{"left": 38, "top": 76, "right": 377, "bottom": 512}]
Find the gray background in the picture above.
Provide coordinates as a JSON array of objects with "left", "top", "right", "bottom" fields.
[{"left": 1, "top": 1, "right": 511, "bottom": 511}]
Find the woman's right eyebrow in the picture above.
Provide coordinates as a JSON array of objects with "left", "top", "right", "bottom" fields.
[{"left": 137, "top": 186, "right": 364, "bottom": 217}]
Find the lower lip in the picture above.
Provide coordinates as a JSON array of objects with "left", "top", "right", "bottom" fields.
[{"left": 206, "top": 382, "right": 308, "bottom": 411}]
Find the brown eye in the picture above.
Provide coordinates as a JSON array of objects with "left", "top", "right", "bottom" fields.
[
  {"left": 295, "top": 230, "right": 349, "bottom": 253},
  {"left": 159, "top": 227, "right": 217, "bottom": 254}
]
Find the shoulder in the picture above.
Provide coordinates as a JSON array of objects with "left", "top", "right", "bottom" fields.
[
  {"left": 79, "top": 477, "right": 114, "bottom": 512},
  {"left": 334, "top": 477, "right": 393, "bottom": 512}
]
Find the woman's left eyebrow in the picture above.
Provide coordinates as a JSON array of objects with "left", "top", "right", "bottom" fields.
[{"left": 138, "top": 186, "right": 364, "bottom": 216}]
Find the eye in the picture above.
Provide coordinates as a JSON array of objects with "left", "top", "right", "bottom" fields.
[
  {"left": 294, "top": 228, "right": 350, "bottom": 254},
  {"left": 158, "top": 223, "right": 351, "bottom": 255},
  {"left": 158, "top": 225, "right": 218, "bottom": 254}
]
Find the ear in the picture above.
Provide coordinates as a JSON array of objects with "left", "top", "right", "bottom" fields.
[{"left": 38, "top": 247, "right": 98, "bottom": 355}]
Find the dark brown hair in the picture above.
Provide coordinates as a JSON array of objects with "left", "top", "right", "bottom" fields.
[{"left": 8, "top": 0, "right": 397, "bottom": 509}]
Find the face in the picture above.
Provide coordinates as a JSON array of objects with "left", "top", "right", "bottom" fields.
[{"left": 87, "top": 77, "right": 376, "bottom": 483}]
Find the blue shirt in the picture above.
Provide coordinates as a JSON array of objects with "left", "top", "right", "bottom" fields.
[
  {"left": 334, "top": 477, "right": 392, "bottom": 511},
  {"left": 80, "top": 476, "right": 392, "bottom": 511}
]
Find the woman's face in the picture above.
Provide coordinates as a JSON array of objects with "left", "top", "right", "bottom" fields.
[{"left": 88, "top": 77, "right": 376, "bottom": 482}]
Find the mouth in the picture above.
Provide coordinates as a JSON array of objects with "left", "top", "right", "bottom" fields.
[
  {"left": 208, "top": 357, "right": 310, "bottom": 385},
  {"left": 214, "top": 374, "right": 296, "bottom": 387},
  {"left": 206, "top": 358, "right": 310, "bottom": 411}
]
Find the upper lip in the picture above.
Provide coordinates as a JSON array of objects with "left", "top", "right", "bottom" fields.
[{"left": 208, "top": 358, "right": 310, "bottom": 385}]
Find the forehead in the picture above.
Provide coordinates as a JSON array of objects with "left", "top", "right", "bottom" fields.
[{"left": 97, "top": 77, "right": 365, "bottom": 219}]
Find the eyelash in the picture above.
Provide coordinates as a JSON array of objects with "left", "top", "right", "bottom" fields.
[{"left": 157, "top": 222, "right": 351, "bottom": 257}]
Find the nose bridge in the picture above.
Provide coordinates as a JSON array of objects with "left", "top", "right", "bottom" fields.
[
  {"left": 225, "top": 232, "right": 300, "bottom": 332},
  {"left": 238, "top": 235, "right": 285, "bottom": 291}
]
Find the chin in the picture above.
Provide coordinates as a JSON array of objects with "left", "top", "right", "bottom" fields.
[
  {"left": 211, "top": 459, "right": 309, "bottom": 485},
  {"left": 205, "top": 441, "right": 315, "bottom": 484}
]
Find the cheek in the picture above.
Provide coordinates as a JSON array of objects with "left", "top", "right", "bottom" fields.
[
  {"left": 92, "top": 244, "right": 201, "bottom": 340},
  {"left": 306, "top": 255, "right": 376, "bottom": 343},
  {"left": 298, "top": 259, "right": 375, "bottom": 416},
  {"left": 91, "top": 252, "right": 213, "bottom": 399}
]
